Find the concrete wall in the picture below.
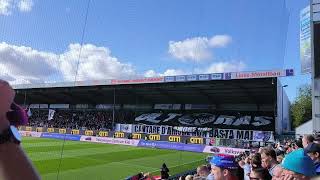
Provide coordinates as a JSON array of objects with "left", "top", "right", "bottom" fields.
[{"left": 276, "top": 80, "right": 291, "bottom": 135}]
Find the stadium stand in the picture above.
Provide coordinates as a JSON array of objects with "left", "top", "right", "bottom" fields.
[{"left": 13, "top": 71, "right": 302, "bottom": 179}]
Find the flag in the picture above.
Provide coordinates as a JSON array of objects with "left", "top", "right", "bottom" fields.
[
  {"left": 27, "top": 108, "right": 32, "bottom": 117},
  {"left": 48, "top": 109, "right": 55, "bottom": 120}
]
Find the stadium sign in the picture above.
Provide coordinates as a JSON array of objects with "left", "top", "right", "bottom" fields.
[
  {"left": 137, "top": 140, "right": 205, "bottom": 153},
  {"left": 211, "top": 129, "right": 273, "bottom": 141},
  {"left": 114, "top": 132, "right": 125, "bottom": 138},
  {"left": 98, "top": 131, "right": 108, "bottom": 137},
  {"left": 111, "top": 77, "right": 164, "bottom": 85},
  {"left": 71, "top": 129, "right": 80, "bottom": 135},
  {"left": 36, "top": 127, "right": 43, "bottom": 132},
  {"left": 59, "top": 129, "right": 67, "bottom": 134},
  {"left": 203, "top": 145, "right": 247, "bottom": 156},
  {"left": 300, "top": 5, "right": 312, "bottom": 74},
  {"left": 134, "top": 113, "right": 274, "bottom": 130},
  {"left": 47, "top": 128, "right": 54, "bottom": 133},
  {"left": 148, "top": 134, "right": 161, "bottom": 141},
  {"left": 231, "top": 69, "right": 294, "bottom": 79},
  {"left": 85, "top": 130, "right": 94, "bottom": 136},
  {"left": 80, "top": 136, "right": 140, "bottom": 146},
  {"left": 132, "top": 133, "right": 142, "bottom": 139},
  {"left": 26, "top": 126, "right": 32, "bottom": 131},
  {"left": 122, "top": 124, "right": 273, "bottom": 141},
  {"left": 189, "top": 137, "right": 203, "bottom": 144},
  {"left": 168, "top": 136, "right": 181, "bottom": 142}
]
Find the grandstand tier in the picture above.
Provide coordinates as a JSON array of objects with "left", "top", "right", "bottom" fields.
[{"left": 13, "top": 76, "right": 290, "bottom": 135}]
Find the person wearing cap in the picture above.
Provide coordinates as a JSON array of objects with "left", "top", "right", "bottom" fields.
[
  {"left": 304, "top": 143, "right": 320, "bottom": 175},
  {"left": 0, "top": 80, "right": 40, "bottom": 180},
  {"left": 281, "top": 149, "right": 316, "bottom": 180},
  {"left": 210, "top": 155, "right": 239, "bottom": 180}
]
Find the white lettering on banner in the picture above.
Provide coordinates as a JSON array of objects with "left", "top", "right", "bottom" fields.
[
  {"left": 187, "top": 75, "right": 197, "bottom": 81},
  {"left": 211, "top": 73, "right": 223, "bottom": 80},
  {"left": 122, "top": 124, "right": 274, "bottom": 141},
  {"left": 80, "top": 136, "right": 139, "bottom": 146},
  {"left": 165, "top": 76, "right": 175, "bottom": 82},
  {"left": 134, "top": 113, "right": 273, "bottom": 127},
  {"left": 135, "top": 113, "right": 162, "bottom": 123},
  {"left": 19, "top": 131, "right": 42, "bottom": 137},
  {"left": 232, "top": 116, "right": 251, "bottom": 126},
  {"left": 178, "top": 113, "right": 216, "bottom": 126},
  {"left": 111, "top": 77, "right": 164, "bottom": 85},
  {"left": 199, "top": 74, "right": 209, "bottom": 80},
  {"left": 232, "top": 70, "right": 285, "bottom": 79},
  {"left": 162, "top": 113, "right": 182, "bottom": 122},
  {"left": 173, "top": 126, "right": 197, "bottom": 132},
  {"left": 251, "top": 116, "right": 273, "bottom": 126},
  {"left": 203, "top": 145, "right": 247, "bottom": 156},
  {"left": 175, "top": 76, "right": 186, "bottom": 81}
]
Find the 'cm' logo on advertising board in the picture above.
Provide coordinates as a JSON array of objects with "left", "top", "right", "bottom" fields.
[
  {"left": 71, "top": 129, "right": 80, "bottom": 135},
  {"left": 168, "top": 136, "right": 181, "bottom": 142},
  {"left": 98, "top": 131, "right": 108, "bottom": 137},
  {"left": 26, "top": 126, "right": 32, "bottom": 131},
  {"left": 190, "top": 137, "right": 203, "bottom": 144},
  {"left": 47, "top": 128, "right": 54, "bottom": 133},
  {"left": 114, "top": 132, "right": 124, "bottom": 138},
  {"left": 149, "top": 134, "right": 160, "bottom": 141},
  {"left": 132, "top": 133, "right": 142, "bottom": 139},
  {"left": 85, "top": 130, "right": 94, "bottom": 136},
  {"left": 59, "top": 129, "right": 66, "bottom": 134}
]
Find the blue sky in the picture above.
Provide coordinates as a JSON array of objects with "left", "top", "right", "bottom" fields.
[{"left": 0, "top": 0, "right": 312, "bottom": 102}]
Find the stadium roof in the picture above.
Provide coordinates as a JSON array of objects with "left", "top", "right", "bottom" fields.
[
  {"left": 14, "top": 77, "right": 279, "bottom": 107},
  {"left": 13, "top": 69, "right": 293, "bottom": 107},
  {"left": 12, "top": 69, "right": 293, "bottom": 90}
]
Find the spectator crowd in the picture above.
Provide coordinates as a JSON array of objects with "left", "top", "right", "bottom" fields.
[
  {"left": 25, "top": 109, "right": 320, "bottom": 180},
  {"left": 130, "top": 134, "right": 320, "bottom": 180},
  {"left": 27, "top": 109, "right": 135, "bottom": 130}
]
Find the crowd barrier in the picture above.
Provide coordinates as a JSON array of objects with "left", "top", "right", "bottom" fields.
[
  {"left": 19, "top": 130, "right": 248, "bottom": 156},
  {"left": 18, "top": 126, "right": 208, "bottom": 145},
  {"left": 80, "top": 136, "right": 140, "bottom": 146}
]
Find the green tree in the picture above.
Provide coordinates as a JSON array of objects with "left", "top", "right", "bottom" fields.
[{"left": 291, "top": 84, "right": 312, "bottom": 127}]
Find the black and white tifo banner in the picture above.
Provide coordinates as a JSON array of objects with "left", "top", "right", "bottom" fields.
[
  {"left": 134, "top": 113, "right": 274, "bottom": 131},
  {"left": 115, "top": 124, "right": 274, "bottom": 142}
]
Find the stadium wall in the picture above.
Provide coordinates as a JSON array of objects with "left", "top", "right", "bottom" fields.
[{"left": 19, "top": 130, "right": 248, "bottom": 156}]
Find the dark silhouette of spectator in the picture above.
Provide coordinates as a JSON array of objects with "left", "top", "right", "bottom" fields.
[{"left": 161, "top": 163, "right": 170, "bottom": 179}]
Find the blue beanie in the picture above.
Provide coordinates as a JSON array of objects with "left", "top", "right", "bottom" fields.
[
  {"left": 210, "top": 155, "right": 238, "bottom": 169},
  {"left": 281, "top": 149, "right": 316, "bottom": 177}
]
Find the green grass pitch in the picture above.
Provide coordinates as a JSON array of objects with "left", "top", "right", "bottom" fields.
[{"left": 22, "top": 137, "right": 208, "bottom": 180}]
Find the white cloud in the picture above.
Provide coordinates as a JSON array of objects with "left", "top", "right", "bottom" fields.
[
  {"left": 0, "top": 42, "right": 244, "bottom": 86},
  {"left": 18, "top": 0, "right": 33, "bottom": 12},
  {"left": 168, "top": 37, "right": 211, "bottom": 62},
  {"left": 209, "top": 35, "right": 232, "bottom": 48},
  {"left": 0, "top": 42, "right": 137, "bottom": 84},
  {"left": 144, "top": 69, "right": 186, "bottom": 77},
  {"left": 160, "top": 69, "right": 185, "bottom": 76},
  {"left": 168, "top": 35, "right": 232, "bottom": 62},
  {"left": 144, "top": 70, "right": 157, "bottom": 77},
  {"left": 0, "top": 42, "right": 59, "bottom": 84},
  {"left": 199, "top": 61, "right": 246, "bottom": 73},
  {"left": 144, "top": 61, "right": 244, "bottom": 78},
  {"left": 0, "top": 0, "right": 33, "bottom": 15},
  {"left": 59, "top": 43, "right": 136, "bottom": 81},
  {"left": 0, "top": 0, "right": 13, "bottom": 15}
]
